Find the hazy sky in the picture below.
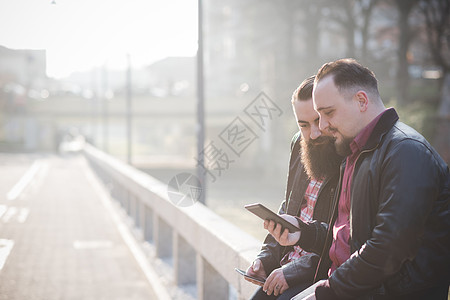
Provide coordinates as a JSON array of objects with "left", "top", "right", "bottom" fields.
[{"left": 0, "top": 0, "right": 198, "bottom": 78}]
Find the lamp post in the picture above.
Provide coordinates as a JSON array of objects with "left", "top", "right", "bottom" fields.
[
  {"left": 196, "top": 0, "right": 206, "bottom": 205},
  {"left": 126, "top": 54, "right": 132, "bottom": 164},
  {"left": 102, "top": 64, "right": 108, "bottom": 153}
]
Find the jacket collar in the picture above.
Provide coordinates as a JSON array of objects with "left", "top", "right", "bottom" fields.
[{"left": 362, "top": 108, "right": 399, "bottom": 151}]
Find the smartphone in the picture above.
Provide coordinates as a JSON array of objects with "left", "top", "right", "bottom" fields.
[
  {"left": 235, "top": 268, "right": 266, "bottom": 286},
  {"left": 244, "top": 203, "right": 305, "bottom": 233}
]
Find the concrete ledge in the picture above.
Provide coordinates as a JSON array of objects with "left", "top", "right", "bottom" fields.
[{"left": 83, "top": 144, "right": 261, "bottom": 299}]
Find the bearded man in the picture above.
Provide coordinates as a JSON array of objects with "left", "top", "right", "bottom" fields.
[
  {"left": 244, "top": 76, "right": 342, "bottom": 300},
  {"left": 269, "top": 59, "right": 449, "bottom": 300}
]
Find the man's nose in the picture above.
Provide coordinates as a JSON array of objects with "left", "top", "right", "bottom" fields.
[
  {"left": 319, "top": 117, "right": 329, "bottom": 131},
  {"left": 310, "top": 125, "right": 321, "bottom": 140}
]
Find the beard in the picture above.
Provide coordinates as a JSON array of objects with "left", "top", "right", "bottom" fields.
[
  {"left": 335, "top": 135, "right": 353, "bottom": 157},
  {"left": 329, "top": 127, "right": 353, "bottom": 157},
  {"left": 300, "top": 135, "right": 343, "bottom": 180}
]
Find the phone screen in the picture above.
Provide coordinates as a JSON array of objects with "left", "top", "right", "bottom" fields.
[
  {"left": 235, "top": 268, "right": 266, "bottom": 286},
  {"left": 244, "top": 203, "right": 302, "bottom": 233}
]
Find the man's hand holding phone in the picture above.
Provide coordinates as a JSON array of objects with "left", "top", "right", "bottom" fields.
[
  {"left": 263, "top": 268, "right": 289, "bottom": 296},
  {"left": 243, "top": 259, "right": 267, "bottom": 286},
  {"left": 264, "top": 214, "right": 301, "bottom": 246}
]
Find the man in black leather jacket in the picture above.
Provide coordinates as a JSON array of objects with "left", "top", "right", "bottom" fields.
[
  {"left": 267, "top": 59, "right": 450, "bottom": 299},
  {"left": 245, "top": 76, "right": 342, "bottom": 299}
]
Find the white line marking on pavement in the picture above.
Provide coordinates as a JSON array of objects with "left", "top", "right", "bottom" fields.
[
  {"left": 7, "top": 161, "right": 42, "bottom": 201},
  {"left": 2, "top": 207, "right": 18, "bottom": 223},
  {"left": 0, "top": 239, "right": 14, "bottom": 270},
  {"left": 30, "top": 162, "right": 50, "bottom": 194},
  {"left": 17, "top": 208, "right": 30, "bottom": 223},
  {"left": 84, "top": 166, "right": 172, "bottom": 300},
  {"left": 73, "top": 240, "right": 113, "bottom": 249},
  {"left": 0, "top": 205, "right": 7, "bottom": 219}
]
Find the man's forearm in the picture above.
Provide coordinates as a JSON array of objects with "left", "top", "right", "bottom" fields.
[
  {"left": 256, "top": 233, "right": 285, "bottom": 275},
  {"left": 295, "top": 219, "right": 329, "bottom": 254}
]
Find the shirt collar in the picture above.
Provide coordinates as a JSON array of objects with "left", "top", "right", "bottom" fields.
[{"left": 350, "top": 108, "right": 391, "bottom": 154}]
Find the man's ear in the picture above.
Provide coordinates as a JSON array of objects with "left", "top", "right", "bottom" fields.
[{"left": 355, "top": 91, "right": 369, "bottom": 112}]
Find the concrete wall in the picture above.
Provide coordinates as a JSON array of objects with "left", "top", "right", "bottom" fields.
[{"left": 83, "top": 144, "right": 261, "bottom": 299}]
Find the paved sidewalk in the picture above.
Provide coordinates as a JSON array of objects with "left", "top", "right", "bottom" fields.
[{"left": 0, "top": 154, "right": 158, "bottom": 300}]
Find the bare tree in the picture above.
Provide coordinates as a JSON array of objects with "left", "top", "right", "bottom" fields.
[
  {"left": 300, "top": 0, "right": 324, "bottom": 62},
  {"left": 420, "top": 0, "right": 450, "bottom": 89},
  {"left": 359, "top": 0, "right": 380, "bottom": 63},
  {"left": 319, "top": 0, "right": 357, "bottom": 58},
  {"left": 394, "top": 0, "right": 420, "bottom": 104},
  {"left": 320, "top": 0, "right": 379, "bottom": 61},
  {"left": 419, "top": 0, "right": 450, "bottom": 162}
]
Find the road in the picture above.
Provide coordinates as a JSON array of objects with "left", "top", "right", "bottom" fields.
[{"left": 0, "top": 153, "right": 158, "bottom": 300}]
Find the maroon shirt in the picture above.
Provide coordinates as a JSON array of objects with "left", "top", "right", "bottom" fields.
[{"left": 328, "top": 109, "right": 388, "bottom": 274}]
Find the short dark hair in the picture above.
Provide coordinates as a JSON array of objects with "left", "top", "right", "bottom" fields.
[
  {"left": 315, "top": 58, "right": 379, "bottom": 99},
  {"left": 292, "top": 75, "right": 315, "bottom": 103}
]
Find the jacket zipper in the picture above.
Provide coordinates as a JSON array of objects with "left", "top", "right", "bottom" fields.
[
  {"left": 313, "top": 164, "right": 344, "bottom": 282},
  {"left": 347, "top": 144, "right": 379, "bottom": 250},
  {"left": 313, "top": 144, "right": 380, "bottom": 282}
]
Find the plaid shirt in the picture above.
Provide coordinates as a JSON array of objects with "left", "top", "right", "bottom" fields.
[{"left": 281, "top": 178, "right": 323, "bottom": 265}]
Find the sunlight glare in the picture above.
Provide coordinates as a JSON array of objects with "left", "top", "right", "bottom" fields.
[{"left": 0, "top": 0, "right": 198, "bottom": 78}]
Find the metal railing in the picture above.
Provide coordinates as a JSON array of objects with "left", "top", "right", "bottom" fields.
[{"left": 83, "top": 144, "right": 261, "bottom": 300}]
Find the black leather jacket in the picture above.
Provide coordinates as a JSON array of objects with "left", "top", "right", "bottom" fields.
[
  {"left": 296, "top": 109, "right": 450, "bottom": 299},
  {"left": 256, "top": 132, "right": 339, "bottom": 286}
]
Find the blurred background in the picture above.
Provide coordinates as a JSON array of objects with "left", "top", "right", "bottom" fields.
[{"left": 0, "top": 0, "right": 449, "bottom": 240}]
